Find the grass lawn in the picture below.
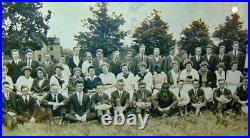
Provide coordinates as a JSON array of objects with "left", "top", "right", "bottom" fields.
[{"left": 2, "top": 112, "right": 248, "bottom": 136}]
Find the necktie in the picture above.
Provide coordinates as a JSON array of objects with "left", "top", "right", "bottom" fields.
[
  {"left": 142, "top": 55, "right": 144, "bottom": 61},
  {"left": 25, "top": 97, "right": 28, "bottom": 103},
  {"left": 197, "top": 56, "right": 200, "bottom": 62},
  {"left": 178, "top": 90, "right": 181, "bottom": 97},
  {"left": 234, "top": 51, "right": 237, "bottom": 58},
  {"left": 78, "top": 93, "right": 82, "bottom": 105},
  {"left": 53, "top": 95, "right": 57, "bottom": 102}
]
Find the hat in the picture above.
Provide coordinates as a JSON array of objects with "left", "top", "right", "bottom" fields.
[
  {"left": 185, "top": 60, "right": 193, "bottom": 66},
  {"left": 21, "top": 66, "right": 32, "bottom": 73},
  {"left": 36, "top": 67, "right": 46, "bottom": 73},
  {"left": 73, "top": 67, "right": 82, "bottom": 74},
  {"left": 200, "top": 61, "right": 208, "bottom": 67},
  {"left": 54, "top": 64, "right": 64, "bottom": 70}
]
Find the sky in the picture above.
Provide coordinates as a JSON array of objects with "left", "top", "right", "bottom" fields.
[{"left": 40, "top": 2, "right": 248, "bottom": 49}]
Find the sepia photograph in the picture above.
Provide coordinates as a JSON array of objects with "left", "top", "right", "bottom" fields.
[{"left": 2, "top": 2, "right": 248, "bottom": 136}]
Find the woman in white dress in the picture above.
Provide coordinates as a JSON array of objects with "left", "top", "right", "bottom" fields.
[
  {"left": 59, "top": 56, "right": 71, "bottom": 78},
  {"left": 215, "top": 62, "right": 226, "bottom": 88},
  {"left": 15, "top": 66, "right": 34, "bottom": 94},
  {"left": 2, "top": 66, "right": 14, "bottom": 90},
  {"left": 99, "top": 62, "right": 116, "bottom": 97},
  {"left": 226, "top": 61, "right": 243, "bottom": 95}
]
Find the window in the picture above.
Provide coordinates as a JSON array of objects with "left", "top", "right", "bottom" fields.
[
  {"left": 38, "top": 55, "right": 42, "bottom": 62},
  {"left": 50, "top": 46, "right": 53, "bottom": 51}
]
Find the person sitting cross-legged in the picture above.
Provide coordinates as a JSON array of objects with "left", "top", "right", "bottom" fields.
[
  {"left": 213, "top": 79, "right": 233, "bottom": 117},
  {"left": 152, "top": 83, "right": 178, "bottom": 117},
  {"left": 188, "top": 79, "right": 207, "bottom": 116},
  {"left": 91, "top": 82, "right": 111, "bottom": 123},
  {"left": 132, "top": 81, "right": 152, "bottom": 120},
  {"left": 41, "top": 83, "right": 69, "bottom": 125},
  {"left": 111, "top": 79, "right": 131, "bottom": 116},
  {"left": 65, "top": 80, "right": 96, "bottom": 123}
]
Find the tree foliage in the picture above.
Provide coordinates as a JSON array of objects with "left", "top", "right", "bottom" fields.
[
  {"left": 2, "top": 2, "right": 51, "bottom": 55},
  {"left": 74, "top": 2, "right": 127, "bottom": 56},
  {"left": 213, "top": 13, "right": 248, "bottom": 53},
  {"left": 132, "top": 9, "right": 176, "bottom": 56},
  {"left": 179, "top": 19, "right": 213, "bottom": 55}
]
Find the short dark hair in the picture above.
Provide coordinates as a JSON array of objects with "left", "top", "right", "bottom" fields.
[
  {"left": 192, "top": 79, "right": 199, "bottom": 84},
  {"left": 88, "top": 66, "right": 95, "bottom": 72},
  {"left": 21, "top": 85, "right": 29, "bottom": 91},
  {"left": 177, "top": 79, "right": 184, "bottom": 84},
  {"left": 96, "top": 82, "right": 103, "bottom": 87},
  {"left": 2, "top": 81, "right": 10, "bottom": 86},
  {"left": 75, "top": 80, "right": 84, "bottom": 85}
]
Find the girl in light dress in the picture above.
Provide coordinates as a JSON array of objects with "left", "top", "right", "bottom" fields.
[{"left": 226, "top": 61, "right": 243, "bottom": 95}]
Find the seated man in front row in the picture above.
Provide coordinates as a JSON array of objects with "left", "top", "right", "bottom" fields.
[
  {"left": 2, "top": 82, "right": 17, "bottom": 130},
  {"left": 41, "top": 83, "right": 69, "bottom": 125},
  {"left": 132, "top": 81, "right": 152, "bottom": 119},
  {"left": 152, "top": 83, "right": 178, "bottom": 117},
  {"left": 91, "top": 82, "right": 112, "bottom": 122},
  {"left": 188, "top": 79, "right": 206, "bottom": 116},
  {"left": 233, "top": 76, "right": 248, "bottom": 115},
  {"left": 111, "top": 79, "right": 130, "bottom": 115},
  {"left": 213, "top": 79, "right": 233, "bottom": 117},
  {"left": 65, "top": 80, "right": 96, "bottom": 123}
]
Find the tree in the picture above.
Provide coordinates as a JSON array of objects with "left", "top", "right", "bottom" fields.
[
  {"left": 179, "top": 19, "right": 213, "bottom": 55},
  {"left": 74, "top": 2, "right": 127, "bottom": 56},
  {"left": 132, "top": 9, "right": 176, "bottom": 56},
  {"left": 213, "top": 13, "right": 248, "bottom": 53},
  {"left": 2, "top": 2, "right": 51, "bottom": 55}
]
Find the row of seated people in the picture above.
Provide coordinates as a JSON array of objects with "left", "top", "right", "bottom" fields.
[{"left": 2, "top": 76, "right": 248, "bottom": 129}]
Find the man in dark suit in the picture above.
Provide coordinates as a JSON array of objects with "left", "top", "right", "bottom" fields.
[
  {"left": 190, "top": 47, "right": 204, "bottom": 71},
  {"left": 91, "top": 82, "right": 111, "bottom": 122},
  {"left": 68, "top": 46, "right": 83, "bottom": 74},
  {"left": 65, "top": 80, "right": 96, "bottom": 122},
  {"left": 2, "top": 81, "right": 18, "bottom": 130},
  {"left": 132, "top": 45, "right": 149, "bottom": 75},
  {"left": 110, "top": 51, "right": 122, "bottom": 77},
  {"left": 228, "top": 41, "right": 243, "bottom": 67},
  {"left": 111, "top": 79, "right": 130, "bottom": 115},
  {"left": 92, "top": 49, "right": 109, "bottom": 76},
  {"left": 233, "top": 76, "right": 248, "bottom": 114},
  {"left": 7, "top": 49, "right": 23, "bottom": 83},
  {"left": 16, "top": 84, "right": 46, "bottom": 123},
  {"left": 40, "top": 52, "right": 55, "bottom": 79},
  {"left": 202, "top": 45, "right": 218, "bottom": 72},
  {"left": 188, "top": 79, "right": 206, "bottom": 116},
  {"left": 132, "top": 81, "right": 152, "bottom": 118},
  {"left": 213, "top": 79, "right": 233, "bottom": 117},
  {"left": 41, "top": 83, "right": 69, "bottom": 125},
  {"left": 164, "top": 46, "right": 179, "bottom": 73},
  {"left": 21, "top": 49, "right": 40, "bottom": 78},
  {"left": 217, "top": 46, "right": 230, "bottom": 71},
  {"left": 148, "top": 48, "right": 164, "bottom": 73}
]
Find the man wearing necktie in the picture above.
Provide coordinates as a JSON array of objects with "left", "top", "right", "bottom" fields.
[
  {"left": 188, "top": 79, "right": 206, "bottom": 116},
  {"left": 229, "top": 42, "right": 243, "bottom": 69},
  {"left": 7, "top": 49, "right": 23, "bottom": 83},
  {"left": 65, "top": 80, "right": 96, "bottom": 123},
  {"left": 22, "top": 49, "right": 39, "bottom": 78},
  {"left": 175, "top": 80, "right": 190, "bottom": 117},
  {"left": 16, "top": 85, "right": 40, "bottom": 123},
  {"left": 111, "top": 79, "right": 130, "bottom": 115},
  {"left": 132, "top": 81, "right": 152, "bottom": 120},
  {"left": 233, "top": 76, "right": 248, "bottom": 114},
  {"left": 91, "top": 82, "right": 111, "bottom": 122},
  {"left": 2, "top": 82, "right": 18, "bottom": 130},
  {"left": 213, "top": 79, "right": 233, "bottom": 117}
]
